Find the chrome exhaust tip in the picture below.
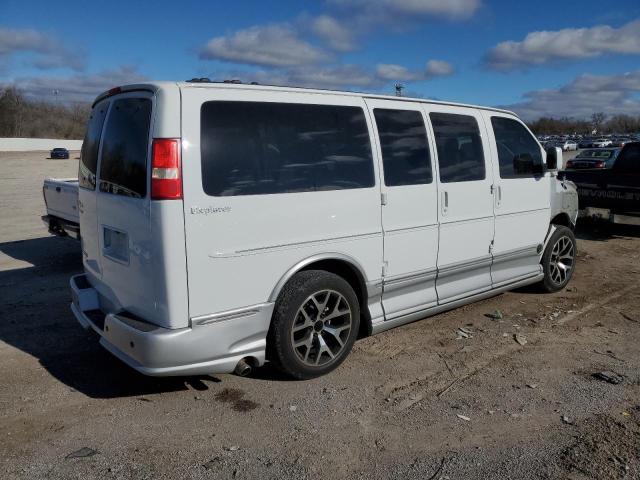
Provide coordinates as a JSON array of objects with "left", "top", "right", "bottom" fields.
[{"left": 234, "top": 358, "right": 252, "bottom": 377}]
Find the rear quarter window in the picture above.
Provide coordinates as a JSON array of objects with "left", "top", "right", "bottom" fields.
[
  {"left": 200, "top": 101, "right": 375, "bottom": 196},
  {"left": 98, "top": 98, "right": 152, "bottom": 198}
]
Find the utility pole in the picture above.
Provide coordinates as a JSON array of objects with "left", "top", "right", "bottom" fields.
[{"left": 53, "top": 88, "right": 60, "bottom": 137}]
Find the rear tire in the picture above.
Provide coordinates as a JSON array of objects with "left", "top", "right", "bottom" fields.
[
  {"left": 268, "top": 270, "right": 360, "bottom": 380},
  {"left": 539, "top": 225, "right": 576, "bottom": 292}
]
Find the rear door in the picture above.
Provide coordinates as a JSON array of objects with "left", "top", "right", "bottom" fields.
[
  {"left": 365, "top": 99, "right": 439, "bottom": 319},
  {"left": 94, "top": 92, "right": 156, "bottom": 319},
  {"left": 427, "top": 107, "right": 496, "bottom": 303},
  {"left": 78, "top": 99, "right": 109, "bottom": 280},
  {"left": 483, "top": 113, "right": 549, "bottom": 287}
]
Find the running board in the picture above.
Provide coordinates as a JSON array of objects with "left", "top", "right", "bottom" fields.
[{"left": 371, "top": 273, "right": 543, "bottom": 335}]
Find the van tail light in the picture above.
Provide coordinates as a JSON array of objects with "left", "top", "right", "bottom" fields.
[{"left": 151, "top": 139, "right": 182, "bottom": 200}]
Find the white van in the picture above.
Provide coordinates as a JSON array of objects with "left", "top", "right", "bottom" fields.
[{"left": 70, "top": 81, "right": 578, "bottom": 379}]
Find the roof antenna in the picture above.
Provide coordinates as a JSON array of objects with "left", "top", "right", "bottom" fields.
[{"left": 395, "top": 83, "right": 404, "bottom": 97}]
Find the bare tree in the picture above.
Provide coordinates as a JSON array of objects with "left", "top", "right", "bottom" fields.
[
  {"left": 0, "top": 86, "right": 89, "bottom": 139},
  {"left": 590, "top": 112, "right": 606, "bottom": 134}
]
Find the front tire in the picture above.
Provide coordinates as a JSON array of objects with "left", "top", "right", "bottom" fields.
[
  {"left": 540, "top": 225, "right": 576, "bottom": 292},
  {"left": 268, "top": 270, "right": 360, "bottom": 380}
]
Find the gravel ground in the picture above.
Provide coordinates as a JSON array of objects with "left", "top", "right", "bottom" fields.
[{"left": 1, "top": 151, "right": 639, "bottom": 480}]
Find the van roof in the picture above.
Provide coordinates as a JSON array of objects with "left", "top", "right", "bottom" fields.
[{"left": 94, "top": 81, "right": 516, "bottom": 116}]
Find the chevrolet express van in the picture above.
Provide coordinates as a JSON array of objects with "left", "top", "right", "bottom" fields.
[{"left": 70, "top": 81, "right": 578, "bottom": 379}]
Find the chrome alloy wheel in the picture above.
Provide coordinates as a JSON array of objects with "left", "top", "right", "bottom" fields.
[
  {"left": 290, "top": 289, "right": 352, "bottom": 367},
  {"left": 549, "top": 235, "right": 574, "bottom": 286}
]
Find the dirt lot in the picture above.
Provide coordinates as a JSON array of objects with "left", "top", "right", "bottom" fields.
[{"left": 1, "top": 151, "right": 639, "bottom": 480}]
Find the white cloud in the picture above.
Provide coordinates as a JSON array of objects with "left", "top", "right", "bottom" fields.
[
  {"left": 199, "top": 24, "right": 331, "bottom": 68},
  {"left": 288, "top": 64, "right": 383, "bottom": 88},
  {"left": 220, "top": 64, "right": 384, "bottom": 90},
  {"left": 425, "top": 59, "right": 454, "bottom": 76},
  {"left": 503, "top": 70, "right": 640, "bottom": 120},
  {"left": 213, "top": 59, "right": 453, "bottom": 92},
  {"left": 309, "top": 15, "right": 356, "bottom": 52},
  {"left": 3, "top": 66, "right": 147, "bottom": 103},
  {"left": 0, "top": 27, "right": 85, "bottom": 71},
  {"left": 485, "top": 19, "right": 640, "bottom": 71},
  {"left": 328, "top": 0, "right": 482, "bottom": 21},
  {"left": 376, "top": 60, "right": 454, "bottom": 81}
]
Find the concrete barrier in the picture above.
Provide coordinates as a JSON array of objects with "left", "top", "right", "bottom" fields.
[{"left": 0, "top": 138, "right": 82, "bottom": 152}]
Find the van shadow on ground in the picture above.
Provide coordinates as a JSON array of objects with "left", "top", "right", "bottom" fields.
[
  {"left": 4, "top": 222, "right": 634, "bottom": 397},
  {"left": 0, "top": 236, "right": 220, "bottom": 399}
]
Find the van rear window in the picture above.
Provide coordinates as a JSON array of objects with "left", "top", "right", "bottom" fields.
[
  {"left": 79, "top": 102, "right": 108, "bottom": 190},
  {"left": 98, "top": 98, "right": 152, "bottom": 198},
  {"left": 200, "top": 101, "right": 375, "bottom": 196}
]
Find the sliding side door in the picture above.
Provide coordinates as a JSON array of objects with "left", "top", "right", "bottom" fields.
[
  {"left": 366, "top": 99, "right": 439, "bottom": 320},
  {"left": 427, "top": 107, "right": 496, "bottom": 303}
]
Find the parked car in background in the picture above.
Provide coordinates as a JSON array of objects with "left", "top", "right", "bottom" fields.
[
  {"left": 578, "top": 138, "right": 594, "bottom": 148},
  {"left": 50, "top": 147, "right": 70, "bottom": 159},
  {"left": 563, "top": 142, "right": 640, "bottom": 225},
  {"left": 560, "top": 140, "right": 578, "bottom": 151},
  {"left": 591, "top": 138, "right": 612, "bottom": 148},
  {"left": 610, "top": 137, "right": 633, "bottom": 148},
  {"left": 564, "top": 148, "right": 620, "bottom": 170}
]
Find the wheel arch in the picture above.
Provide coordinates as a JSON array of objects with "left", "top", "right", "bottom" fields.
[
  {"left": 551, "top": 212, "right": 574, "bottom": 230},
  {"left": 268, "top": 253, "right": 372, "bottom": 337}
]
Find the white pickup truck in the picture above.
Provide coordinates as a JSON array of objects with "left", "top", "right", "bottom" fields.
[{"left": 42, "top": 178, "right": 80, "bottom": 239}]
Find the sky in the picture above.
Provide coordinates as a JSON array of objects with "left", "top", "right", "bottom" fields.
[{"left": 1, "top": 0, "right": 640, "bottom": 120}]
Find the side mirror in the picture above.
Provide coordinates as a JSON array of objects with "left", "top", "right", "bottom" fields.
[{"left": 545, "top": 146, "right": 562, "bottom": 170}]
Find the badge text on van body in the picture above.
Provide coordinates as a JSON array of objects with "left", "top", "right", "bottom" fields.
[{"left": 190, "top": 206, "right": 232, "bottom": 215}]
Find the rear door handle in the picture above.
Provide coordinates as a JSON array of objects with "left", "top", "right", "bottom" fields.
[{"left": 442, "top": 191, "right": 448, "bottom": 215}]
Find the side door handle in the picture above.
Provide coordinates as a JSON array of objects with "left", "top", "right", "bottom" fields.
[
  {"left": 495, "top": 185, "right": 502, "bottom": 208},
  {"left": 442, "top": 191, "right": 448, "bottom": 215}
]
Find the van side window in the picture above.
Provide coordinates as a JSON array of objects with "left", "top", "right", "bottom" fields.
[
  {"left": 98, "top": 98, "right": 152, "bottom": 198},
  {"left": 491, "top": 116, "right": 543, "bottom": 178},
  {"left": 615, "top": 144, "right": 640, "bottom": 174},
  {"left": 429, "top": 113, "right": 485, "bottom": 183},
  {"left": 200, "top": 102, "right": 375, "bottom": 196},
  {"left": 79, "top": 103, "right": 108, "bottom": 190},
  {"left": 374, "top": 109, "right": 432, "bottom": 186}
]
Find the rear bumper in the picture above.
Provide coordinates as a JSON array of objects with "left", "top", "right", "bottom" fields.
[
  {"left": 579, "top": 208, "right": 640, "bottom": 226},
  {"left": 42, "top": 215, "right": 80, "bottom": 239},
  {"left": 70, "top": 274, "right": 274, "bottom": 376}
]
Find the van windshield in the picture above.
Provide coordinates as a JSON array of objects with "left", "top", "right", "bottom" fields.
[{"left": 98, "top": 97, "right": 152, "bottom": 198}]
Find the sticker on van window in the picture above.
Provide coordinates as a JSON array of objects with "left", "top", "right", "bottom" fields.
[{"left": 190, "top": 206, "right": 232, "bottom": 215}]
